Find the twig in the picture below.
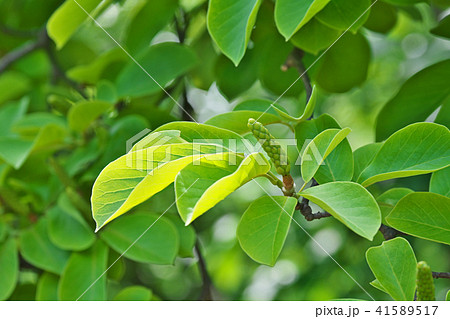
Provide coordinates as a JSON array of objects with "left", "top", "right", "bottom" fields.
[
  {"left": 0, "top": 24, "right": 40, "bottom": 38},
  {"left": 0, "top": 29, "right": 47, "bottom": 73},
  {"left": 432, "top": 272, "right": 450, "bottom": 279},
  {"left": 379, "top": 223, "right": 404, "bottom": 241},
  {"left": 282, "top": 48, "right": 313, "bottom": 103},
  {"left": 194, "top": 241, "right": 214, "bottom": 300}
]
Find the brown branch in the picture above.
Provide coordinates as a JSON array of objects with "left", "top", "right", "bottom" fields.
[
  {"left": 194, "top": 241, "right": 214, "bottom": 300},
  {"left": 378, "top": 223, "right": 404, "bottom": 241},
  {"left": 282, "top": 48, "right": 313, "bottom": 104},
  {"left": 432, "top": 272, "right": 450, "bottom": 279}
]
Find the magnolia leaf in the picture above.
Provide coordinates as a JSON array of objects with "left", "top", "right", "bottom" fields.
[
  {"left": 113, "top": 286, "right": 152, "bottom": 301},
  {"left": 386, "top": 192, "right": 450, "bottom": 245},
  {"left": 237, "top": 196, "right": 297, "bottom": 266},
  {"left": 207, "top": 0, "right": 262, "bottom": 65},
  {"left": 352, "top": 143, "right": 383, "bottom": 181},
  {"left": 36, "top": 273, "right": 59, "bottom": 301},
  {"left": 301, "top": 128, "right": 351, "bottom": 184},
  {"left": 376, "top": 188, "right": 414, "bottom": 222},
  {"left": 358, "top": 123, "right": 450, "bottom": 187},
  {"left": 366, "top": 237, "right": 417, "bottom": 301},
  {"left": 92, "top": 143, "right": 229, "bottom": 231},
  {"left": 176, "top": 152, "right": 270, "bottom": 224},
  {"left": 0, "top": 238, "right": 18, "bottom": 301},
  {"left": 300, "top": 182, "right": 381, "bottom": 240},
  {"left": 429, "top": 167, "right": 450, "bottom": 197}
]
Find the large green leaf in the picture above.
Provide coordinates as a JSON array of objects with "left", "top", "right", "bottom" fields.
[
  {"left": 36, "top": 273, "right": 59, "bottom": 301},
  {"left": 165, "top": 214, "right": 196, "bottom": 258},
  {"left": 376, "top": 59, "right": 450, "bottom": 141},
  {"left": 296, "top": 114, "right": 354, "bottom": 184},
  {"left": 47, "top": 195, "right": 96, "bottom": 251},
  {"left": 47, "top": 0, "right": 103, "bottom": 49},
  {"left": 176, "top": 152, "right": 270, "bottom": 224},
  {"left": 100, "top": 213, "right": 179, "bottom": 264},
  {"left": 290, "top": 18, "right": 341, "bottom": 55},
  {"left": 358, "top": 123, "right": 450, "bottom": 187},
  {"left": 376, "top": 188, "right": 414, "bottom": 222},
  {"left": 316, "top": 32, "right": 371, "bottom": 93},
  {"left": 364, "top": 1, "right": 397, "bottom": 34},
  {"left": 68, "top": 100, "right": 112, "bottom": 132},
  {"left": 205, "top": 111, "right": 283, "bottom": 134},
  {"left": 116, "top": 43, "right": 198, "bottom": 98},
  {"left": 275, "top": 0, "right": 331, "bottom": 40},
  {"left": 154, "top": 122, "right": 248, "bottom": 153},
  {"left": 19, "top": 218, "right": 70, "bottom": 275},
  {"left": 113, "top": 286, "right": 152, "bottom": 301},
  {"left": 237, "top": 196, "right": 297, "bottom": 266},
  {"left": 58, "top": 241, "right": 108, "bottom": 301},
  {"left": 207, "top": 0, "right": 262, "bottom": 65},
  {"left": 431, "top": 15, "right": 450, "bottom": 39},
  {"left": 300, "top": 182, "right": 381, "bottom": 240},
  {"left": 366, "top": 237, "right": 417, "bottom": 301},
  {"left": 316, "top": 0, "right": 371, "bottom": 32},
  {"left": 301, "top": 128, "right": 352, "bottom": 184},
  {"left": 386, "top": 192, "right": 450, "bottom": 245},
  {"left": 352, "top": 143, "right": 383, "bottom": 181},
  {"left": 125, "top": 0, "right": 178, "bottom": 54},
  {"left": 430, "top": 167, "right": 450, "bottom": 197},
  {"left": 92, "top": 143, "right": 228, "bottom": 230},
  {"left": 0, "top": 238, "right": 18, "bottom": 301}
]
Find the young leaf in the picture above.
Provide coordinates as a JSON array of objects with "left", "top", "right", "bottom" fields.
[
  {"left": 92, "top": 143, "right": 228, "bottom": 231},
  {"left": 301, "top": 128, "right": 351, "bottom": 184},
  {"left": 36, "top": 273, "right": 59, "bottom": 301},
  {"left": 207, "top": 0, "right": 262, "bottom": 66},
  {"left": 116, "top": 43, "right": 198, "bottom": 98},
  {"left": 47, "top": 0, "right": 103, "bottom": 49},
  {"left": 0, "top": 238, "right": 18, "bottom": 301},
  {"left": 300, "top": 182, "right": 381, "bottom": 240},
  {"left": 19, "top": 218, "right": 70, "bottom": 275},
  {"left": 386, "top": 192, "right": 450, "bottom": 245},
  {"left": 100, "top": 213, "right": 179, "bottom": 264},
  {"left": 366, "top": 238, "right": 417, "bottom": 301},
  {"left": 429, "top": 167, "right": 450, "bottom": 197},
  {"left": 130, "top": 130, "right": 186, "bottom": 152},
  {"left": 59, "top": 241, "right": 108, "bottom": 301},
  {"left": 176, "top": 153, "right": 270, "bottom": 224},
  {"left": 275, "top": 0, "right": 331, "bottom": 40},
  {"left": 376, "top": 59, "right": 450, "bottom": 141},
  {"left": 295, "top": 114, "right": 354, "bottom": 184},
  {"left": 113, "top": 286, "right": 152, "bottom": 301},
  {"left": 358, "top": 123, "right": 450, "bottom": 187},
  {"left": 237, "top": 196, "right": 297, "bottom": 266}
]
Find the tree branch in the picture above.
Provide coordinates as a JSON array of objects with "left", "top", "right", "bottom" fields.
[
  {"left": 432, "top": 272, "right": 450, "bottom": 279},
  {"left": 378, "top": 223, "right": 404, "bottom": 241},
  {"left": 194, "top": 241, "right": 214, "bottom": 300},
  {"left": 282, "top": 48, "right": 313, "bottom": 104}
]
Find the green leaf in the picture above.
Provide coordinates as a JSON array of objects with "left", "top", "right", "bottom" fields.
[
  {"left": 364, "top": 1, "right": 397, "bottom": 34},
  {"left": 125, "top": 0, "right": 178, "bottom": 54},
  {"left": 301, "top": 128, "right": 352, "bottom": 184},
  {"left": 47, "top": 0, "right": 103, "bottom": 49},
  {"left": 316, "top": 0, "right": 371, "bottom": 32},
  {"left": 0, "top": 238, "right": 18, "bottom": 301},
  {"left": 386, "top": 192, "right": 450, "bottom": 245},
  {"left": 58, "top": 241, "right": 108, "bottom": 301},
  {"left": 0, "top": 97, "right": 29, "bottom": 137},
  {"left": 113, "top": 286, "right": 152, "bottom": 301},
  {"left": 296, "top": 114, "right": 354, "bottom": 184},
  {"left": 366, "top": 237, "right": 417, "bottom": 301},
  {"left": 370, "top": 279, "right": 387, "bottom": 294},
  {"left": 47, "top": 195, "right": 96, "bottom": 251},
  {"left": 205, "top": 111, "right": 283, "bottom": 134},
  {"left": 300, "top": 182, "right": 381, "bottom": 240},
  {"left": 0, "top": 71, "right": 31, "bottom": 105},
  {"left": 358, "top": 123, "right": 450, "bottom": 187},
  {"left": 116, "top": 43, "right": 198, "bottom": 98},
  {"left": 352, "top": 143, "right": 383, "bottom": 181},
  {"left": 130, "top": 130, "right": 186, "bottom": 152},
  {"left": 275, "top": 0, "right": 331, "bottom": 40},
  {"left": 36, "top": 273, "right": 59, "bottom": 301},
  {"left": 237, "top": 196, "right": 297, "bottom": 266},
  {"left": 376, "top": 188, "right": 414, "bottom": 222},
  {"left": 435, "top": 98, "right": 450, "bottom": 128},
  {"left": 165, "top": 214, "right": 196, "bottom": 258},
  {"left": 290, "top": 18, "right": 341, "bottom": 55},
  {"left": 207, "top": 0, "right": 262, "bottom": 65},
  {"left": 154, "top": 122, "right": 248, "bottom": 153},
  {"left": 376, "top": 59, "right": 450, "bottom": 141},
  {"left": 0, "top": 137, "right": 34, "bottom": 169},
  {"left": 447, "top": 290, "right": 450, "bottom": 301},
  {"left": 431, "top": 15, "right": 450, "bottom": 39},
  {"left": 100, "top": 212, "right": 179, "bottom": 264},
  {"left": 316, "top": 32, "right": 370, "bottom": 93},
  {"left": 19, "top": 218, "right": 70, "bottom": 275},
  {"left": 430, "top": 167, "right": 450, "bottom": 197},
  {"left": 176, "top": 152, "right": 271, "bottom": 224},
  {"left": 92, "top": 143, "right": 228, "bottom": 230},
  {"left": 68, "top": 100, "right": 112, "bottom": 132}
]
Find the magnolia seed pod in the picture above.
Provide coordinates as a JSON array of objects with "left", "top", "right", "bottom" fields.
[{"left": 416, "top": 261, "right": 435, "bottom": 301}]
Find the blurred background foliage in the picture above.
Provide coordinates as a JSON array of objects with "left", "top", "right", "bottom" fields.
[{"left": 0, "top": 0, "right": 449, "bottom": 301}]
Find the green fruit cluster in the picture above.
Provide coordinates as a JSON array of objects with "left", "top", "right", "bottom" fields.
[
  {"left": 416, "top": 261, "right": 435, "bottom": 301},
  {"left": 248, "top": 118, "right": 290, "bottom": 176}
]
